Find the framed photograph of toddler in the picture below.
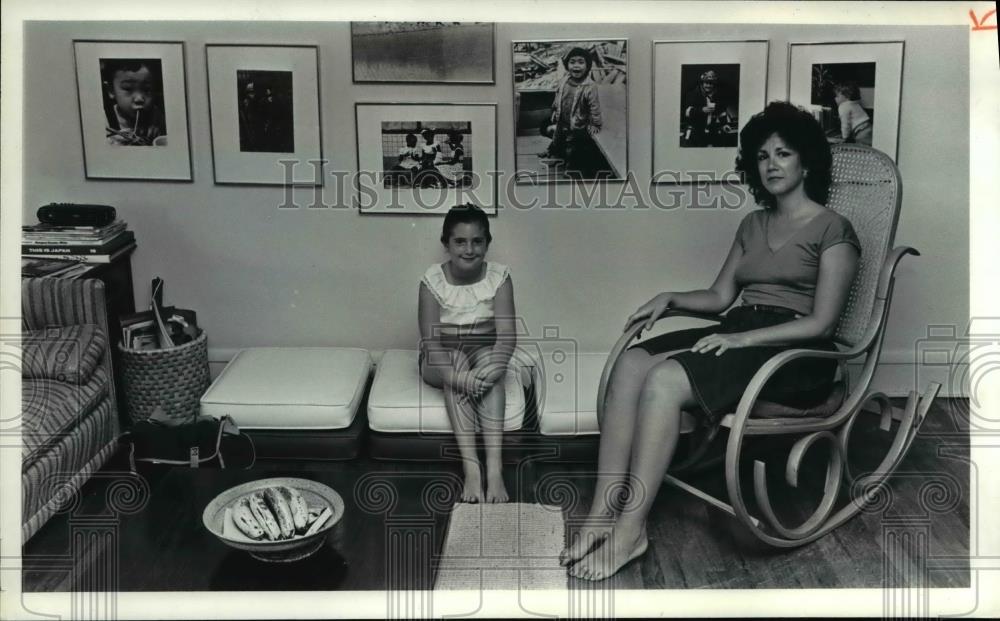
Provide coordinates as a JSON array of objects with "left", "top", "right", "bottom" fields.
[
  {"left": 73, "top": 40, "right": 192, "bottom": 181},
  {"left": 512, "top": 39, "right": 629, "bottom": 183},
  {"left": 354, "top": 102, "right": 497, "bottom": 214},
  {"left": 651, "top": 39, "right": 768, "bottom": 183},
  {"left": 206, "top": 44, "right": 323, "bottom": 185},
  {"left": 788, "top": 41, "right": 904, "bottom": 160}
]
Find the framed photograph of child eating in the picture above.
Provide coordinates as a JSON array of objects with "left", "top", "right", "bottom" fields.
[
  {"left": 651, "top": 39, "right": 768, "bottom": 183},
  {"left": 73, "top": 40, "right": 192, "bottom": 181},
  {"left": 355, "top": 102, "right": 497, "bottom": 215},
  {"left": 512, "top": 39, "right": 629, "bottom": 183},
  {"left": 206, "top": 44, "right": 323, "bottom": 185},
  {"left": 787, "top": 41, "right": 904, "bottom": 160}
]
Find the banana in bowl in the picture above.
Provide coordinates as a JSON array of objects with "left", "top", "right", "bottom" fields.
[{"left": 203, "top": 477, "right": 344, "bottom": 562}]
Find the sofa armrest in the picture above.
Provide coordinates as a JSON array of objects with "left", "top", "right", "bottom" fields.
[
  {"left": 21, "top": 277, "right": 117, "bottom": 417},
  {"left": 22, "top": 278, "right": 109, "bottom": 332}
]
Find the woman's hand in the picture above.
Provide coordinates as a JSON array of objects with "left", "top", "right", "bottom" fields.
[
  {"left": 625, "top": 293, "right": 674, "bottom": 332},
  {"left": 691, "top": 332, "right": 749, "bottom": 356}
]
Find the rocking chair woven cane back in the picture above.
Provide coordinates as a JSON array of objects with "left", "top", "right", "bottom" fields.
[{"left": 596, "top": 144, "right": 942, "bottom": 547}]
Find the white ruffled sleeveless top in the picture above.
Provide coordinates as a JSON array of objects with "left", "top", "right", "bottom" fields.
[{"left": 421, "top": 262, "right": 510, "bottom": 325}]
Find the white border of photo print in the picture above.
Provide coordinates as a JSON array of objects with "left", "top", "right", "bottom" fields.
[
  {"left": 73, "top": 40, "right": 192, "bottom": 181},
  {"left": 354, "top": 103, "right": 497, "bottom": 215},
  {"left": 788, "top": 41, "right": 904, "bottom": 161},
  {"left": 652, "top": 39, "right": 768, "bottom": 183},
  {"left": 206, "top": 44, "right": 323, "bottom": 185}
]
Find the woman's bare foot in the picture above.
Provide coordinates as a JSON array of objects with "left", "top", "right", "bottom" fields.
[
  {"left": 485, "top": 468, "right": 509, "bottom": 503},
  {"left": 461, "top": 462, "right": 485, "bottom": 503},
  {"left": 559, "top": 513, "right": 615, "bottom": 567},
  {"left": 568, "top": 525, "right": 648, "bottom": 581}
]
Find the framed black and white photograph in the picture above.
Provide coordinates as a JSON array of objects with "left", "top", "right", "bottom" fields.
[
  {"left": 788, "top": 41, "right": 904, "bottom": 159},
  {"left": 652, "top": 40, "right": 768, "bottom": 182},
  {"left": 512, "top": 39, "right": 628, "bottom": 183},
  {"left": 351, "top": 22, "right": 495, "bottom": 84},
  {"left": 206, "top": 44, "right": 322, "bottom": 185},
  {"left": 73, "top": 40, "right": 192, "bottom": 180},
  {"left": 355, "top": 103, "right": 497, "bottom": 214}
]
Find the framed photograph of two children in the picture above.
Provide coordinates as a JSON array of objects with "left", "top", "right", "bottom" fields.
[
  {"left": 652, "top": 40, "right": 768, "bottom": 183},
  {"left": 206, "top": 44, "right": 323, "bottom": 185},
  {"left": 73, "top": 40, "right": 192, "bottom": 181}
]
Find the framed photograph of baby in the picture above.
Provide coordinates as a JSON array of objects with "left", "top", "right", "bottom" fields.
[
  {"left": 652, "top": 40, "right": 768, "bottom": 183},
  {"left": 351, "top": 22, "right": 495, "bottom": 84},
  {"left": 355, "top": 103, "right": 497, "bottom": 214},
  {"left": 788, "top": 41, "right": 904, "bottom": 160},
  {"left": 206, "top": 44, "right": 322, "bottom": 185},
  {"left": 512, "top": 39, "right": 628, "bottom": 183},
  {"left": 73, "top": 40, "right": 192, "bottom": 181}
]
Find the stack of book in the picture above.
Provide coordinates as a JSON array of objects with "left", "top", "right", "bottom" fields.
[{"left": 22, "top": 219, "right": 135, "bottom": 263}]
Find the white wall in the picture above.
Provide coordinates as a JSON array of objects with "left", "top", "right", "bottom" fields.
[{"left": 21, "top": 22, "right": 969, "bottom": 396}]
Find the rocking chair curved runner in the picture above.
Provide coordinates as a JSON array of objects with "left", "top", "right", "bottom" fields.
[{"left": 595, "top": 144, "right": 942, "bottom": 548}]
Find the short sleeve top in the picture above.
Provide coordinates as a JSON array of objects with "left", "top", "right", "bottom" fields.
[
  {"left": 734, "top": 209, "right": 861, "bottom": 315},
  {"left": 421, "top": 262, "right": 511, "bottom": 326}
]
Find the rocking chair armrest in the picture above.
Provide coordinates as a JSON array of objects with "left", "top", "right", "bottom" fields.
[
  {"left": 729, "top": 345, "right": 859, "bottom": 432},
  {"left": 877, "top": 246, "right": 919, "bottom": 301},
  {"left": 596, "top": 310, "right": 723, "bottom": 429}
]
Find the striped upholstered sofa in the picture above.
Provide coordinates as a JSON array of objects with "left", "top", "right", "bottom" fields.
[{"left": 21, "top": 278, "right": 120, "bottom": 541}]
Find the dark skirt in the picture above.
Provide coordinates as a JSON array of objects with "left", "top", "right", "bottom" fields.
[
  {"left": 630, "top": 305, "right": 839, "bottom": 424},
  {"left": 419, "top": 331, "right": 498, "bottom": 370}
]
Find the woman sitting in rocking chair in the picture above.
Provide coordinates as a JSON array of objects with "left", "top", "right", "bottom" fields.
[{"left": 563, "top": 101, "right": 862, "bottom": 581}]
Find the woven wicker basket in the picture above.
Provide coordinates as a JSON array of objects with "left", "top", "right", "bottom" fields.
[{"left": 118, "top": 331, "right": 210, "bottom": 424}]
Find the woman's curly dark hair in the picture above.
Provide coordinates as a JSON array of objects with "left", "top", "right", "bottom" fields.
[
  {"left": 734, "top": 101, "right": 832, "bottom": 209},
  {"left": 440, "top": 203, "right": 492, "bottom": 246}
]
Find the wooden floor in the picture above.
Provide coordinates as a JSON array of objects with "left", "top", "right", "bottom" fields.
[{"left": 22, "top": 398, "right": 969, "bottom": 591}]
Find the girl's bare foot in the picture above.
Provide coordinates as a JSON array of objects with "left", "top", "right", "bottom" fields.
[
  {"left": 485, "top": 468, "right": 509, "bottom": 503},
  {"left": 461, "top": 462, "right": 484, "bottom": 503},
  {"left": 559, "top": 513, "right": 615, "bottom": 566},
  {"left": 568, "top": 525, "right": 648, "bottom": 581}
]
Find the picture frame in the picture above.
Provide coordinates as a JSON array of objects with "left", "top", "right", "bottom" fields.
[
  {"left": 651, "top": 39, "right": 768, "bottom": 183},
  {"left": 72, "top": 40, "right": 192, "bottom": 181},
  {"left": 354, "top": 103, "right": 497, "bottom": 215},
  {"left": 206, "top": 44, "right": 323, "bottom": 186},
  {"left": 512, "top": 38, "right": 629, "bottom": 184},
  {"left": 351, "top": 22, "right": 495, "bottom": 84},
  {"left": 787, "top": 41, "right": 904, "bottom": 159}
]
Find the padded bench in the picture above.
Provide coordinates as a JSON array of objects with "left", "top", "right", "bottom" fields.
[
  {"left": 199, "top": 347, "right": 371, "bottom": 460},
  {"left": 367, "top": 349, "right": 531, "bottom": 461}
]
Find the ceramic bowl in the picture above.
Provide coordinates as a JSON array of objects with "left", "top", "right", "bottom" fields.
[{"left": 202, "top": 477, "right": 344, "bottom": 562}]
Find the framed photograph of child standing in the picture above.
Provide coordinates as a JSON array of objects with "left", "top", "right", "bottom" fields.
[
  {"left": 206, "top": 44, "right": 323, "bottom": 185},
  {"left": 788, "top": 41, "right": 904, "bottom": 160},
  {"left": 512, "top": 39, "right": 628, "bottom": 183},
  {"left": 73, "top": 40, "right": 192, "bottom": 181},
  {"left": 651, "top": 40, "right": 768, "bottom": 183},
  {"left": 355, "top": 103, "right": 497, "bottom": 214}
]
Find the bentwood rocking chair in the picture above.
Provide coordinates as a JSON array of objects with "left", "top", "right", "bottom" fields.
[{"left": 596, "top": 144, "right": 942, "bottom": 547}]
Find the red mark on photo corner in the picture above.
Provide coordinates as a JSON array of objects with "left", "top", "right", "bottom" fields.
[{"left": 969, "top": 9, "right": 997, "bottom": 30}]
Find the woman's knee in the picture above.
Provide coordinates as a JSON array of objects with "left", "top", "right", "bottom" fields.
[{"left": 639, "top": 360, "right": 692, "bottom": 406}]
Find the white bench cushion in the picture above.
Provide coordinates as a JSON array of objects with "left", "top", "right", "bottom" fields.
[
  {"left": 368, "top": 349, "right": 526, "bottom": 433},
  {"left": 200, "top": 347, "right": 371, "bottom": 430},
  {"left": 536, "top": 352, "right": 608, "bottom": 436}
]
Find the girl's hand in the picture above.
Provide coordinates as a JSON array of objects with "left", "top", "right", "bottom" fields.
[
  {"left": 691, "top": 332, "right": 748, "bottom": 356},
  {"left": 625, "top": 293, "right": 674, "bottom": 332},
  {"left": 454, "top": 370, "right": 491, "bottom": 398},
  {"left": 588, "top": 125, "right": 601, "bottom": 136}
]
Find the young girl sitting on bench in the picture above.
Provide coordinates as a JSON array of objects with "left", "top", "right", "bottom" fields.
[{"left": 418, "top": 204, "right": 517, "bottom": 503}]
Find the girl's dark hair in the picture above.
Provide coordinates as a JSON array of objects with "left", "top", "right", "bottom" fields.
[
  {"left": 561, "top": 47, "right": 594, "bottom": 74},
  {"left": 449, "top": 131, "right": 464, "bottom": 144},
  {"left": 441, "top": 203, "right": 492, "bottom": 245},
  {"left": 405, "top": 133, "right": 417, "bottom": 146},
  {"left": 834, "top": 82, "right": 862, "bottom": 101},
  {"left": 734, "top": 101, "right": 833, "bottom": 209}
]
